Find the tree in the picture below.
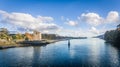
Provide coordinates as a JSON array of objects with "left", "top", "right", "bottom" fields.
[{"left": 11, "top": 33, "right": 25, "bottom": 40}]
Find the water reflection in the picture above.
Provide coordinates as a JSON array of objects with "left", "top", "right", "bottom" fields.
[
  {"left": 107, "top": 45, "right": 119, "bottom": 67},
  {"left": 32, "top": 47, "right": 41, "bottom": 67},
  {"left": 87, "top": 38, "right": 103, "bottom": 67},
  {"left": 0, "top": 38, "right": 120, "bottom": 67}
]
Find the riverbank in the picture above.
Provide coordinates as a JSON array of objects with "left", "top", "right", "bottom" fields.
[
  {"left": 0, "top": 40, "right": 59, "bottom": 50},
  {"left": 0, "top": 41, "right": 19, "bottom": 49}
]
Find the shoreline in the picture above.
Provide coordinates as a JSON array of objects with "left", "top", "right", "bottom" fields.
[
  {"left": 0, "top": 39, "right": 84, "bottom": 50},
  {"left": 0, "top": 40, "right": 59, "bottom": 50}
]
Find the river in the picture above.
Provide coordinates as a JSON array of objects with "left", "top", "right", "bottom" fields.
[{"left": 0, "top": 38, "right": 120, "bottom": 67}]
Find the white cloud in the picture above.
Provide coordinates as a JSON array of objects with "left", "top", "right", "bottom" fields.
[
  {"left": 61, "top": 11, "right": 120, "bottom": 37},
  {"left": 56, "top": 29, "right": 83, "bottom": 37},
  {"left": 66, "top": 20, "right": 78, "bottom": 26},
  {"left": 89, "top": 27, "right": 99, "bottom": 34},
  {"left": 80, "top": 12, "right": 104, "bottom": 26},
  {"left": 0, "top": 10, "right": 61, "bottom": 33},
  {"left": 79, "top": 11, "right": 120, "bottom": 27},
  {"left": 56, "top": 28, "right": 98, "bottom": 37},
  {"left": 106, "top": 11, "right": 119, "bottom": 23},
  {"left": 0, "top": 10, "right": 119, "bottom": 37}
]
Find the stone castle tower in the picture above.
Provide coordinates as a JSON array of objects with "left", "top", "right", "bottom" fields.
[
  {"left": 33, "top": 30, "right": 42, "bottom": 40},
  {"left": 25, "top": 30, "right": 42, "bottom": 41}
]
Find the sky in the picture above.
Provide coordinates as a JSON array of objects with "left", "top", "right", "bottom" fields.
[{"left": 0, "top": 0, "right": 120, "bottom": 37}]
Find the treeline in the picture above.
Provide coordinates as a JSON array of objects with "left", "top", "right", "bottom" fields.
[
  {"left": 104, "top": 24, "right": 120, "bottom": 44},
  {"left": 42, "top": 34, "right": 58, "bottom": 40},
  {"left": 0, "top": 28, "right": 25, "bottom": 41},
  {"left": 0, "top": 28, "right": 58, "bottom": 41}
]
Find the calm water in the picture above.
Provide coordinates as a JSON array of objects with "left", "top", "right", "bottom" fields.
[{"left": 0, "top": 38, "right": 120, "bottom": 67}]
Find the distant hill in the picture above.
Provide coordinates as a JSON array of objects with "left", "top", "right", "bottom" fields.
[
  {"left": 92, "top": 34, "right": 104, "bottom": 39},
  {"left": 55, "top": 36, "right": 87, "bottom": 40}
]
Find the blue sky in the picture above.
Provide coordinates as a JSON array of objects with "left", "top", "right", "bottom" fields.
[{"left": 0, "top": 0, "right": 120, "bottom": 37}]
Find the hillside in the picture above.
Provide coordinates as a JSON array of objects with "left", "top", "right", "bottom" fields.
[{"left": 104, "top": 24, "right": 120, "bottom": 45}]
